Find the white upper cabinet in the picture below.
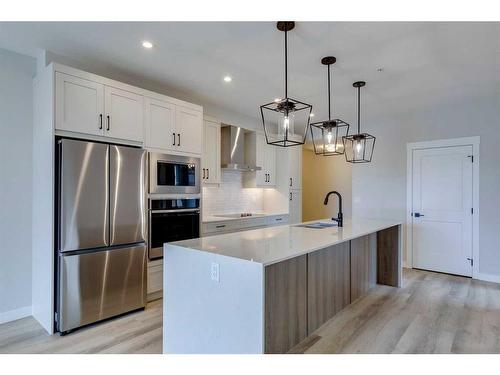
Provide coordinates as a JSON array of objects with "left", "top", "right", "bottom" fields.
[
  {"left": 289, "top": 190, "right": 302, "bottom": 224},
  {"left": 54, "top": 66, "right": 202, "bottom": 147},
  {"left": 144, "top": 101, "right": 203, "bottom": 155},
  {"left": 55, "top": 73, "right": 104, "bottom": 136},
  {"left": 289, "top": 146, "right": 302, "bottom": 190},
  {"left": 244, "top": 132, "right": 276, "bottom": 188},
  {"left": 175, "top": 106, "right": 203, "bottom": 155},
  {"left": 202, "top": 118, "right": 221, "bottom": 185},
  {"left": 104, "top": 86, "right": 144, "bottom": 142},
  {"left": 145, "top": 98, "right": 176, "bottom": 151}
]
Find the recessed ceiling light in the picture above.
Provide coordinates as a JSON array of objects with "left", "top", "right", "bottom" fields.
[
  {"left": 142, "top": 41, "right": 153, "bottom": 49},
  {"left": 310, "top": 113, "right": 315, "bottom": 117},
  {"left": 274, "top": 98, "right": 281, "bottom": 103},
  {"left": 223, "top": 76, "right": 232, "bottom": 83}
]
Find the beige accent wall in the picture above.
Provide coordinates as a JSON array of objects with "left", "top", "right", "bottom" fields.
[{"left": 302, "top": 148, "right": 352, "bottom": 222}]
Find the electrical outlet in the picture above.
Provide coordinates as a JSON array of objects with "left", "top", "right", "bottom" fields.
[{"left": 211, "top": 262, "right": 220, "bottom": 282}]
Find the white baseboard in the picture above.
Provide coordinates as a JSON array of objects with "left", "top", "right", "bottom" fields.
[
  {"left": 0, "top": 305, "right": 32, "bottom": 324},
  {"left": 475, "top": 272, "right": 500, "bottom": 284}
]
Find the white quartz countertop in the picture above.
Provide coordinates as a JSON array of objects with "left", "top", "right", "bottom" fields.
[
  {"left": 202, "top": 212, "right": 288, "bottom": 223},
  {"left": 168, "top": 218, "right": 402, "bottom": 266}
]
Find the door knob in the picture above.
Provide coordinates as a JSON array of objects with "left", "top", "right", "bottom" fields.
[{"left": 413, "top": 212, "right": 424, "bottom": 217}]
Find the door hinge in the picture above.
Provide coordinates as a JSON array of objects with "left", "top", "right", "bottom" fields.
[
  {"left": 467, "top": 257, "right": 474, "bottom": 267},
  {"left": 467, "top": 155, "right": 474, "bottom": 163},
  {"left": 471, "top": 207, "right": 474, "bottom": 214}
]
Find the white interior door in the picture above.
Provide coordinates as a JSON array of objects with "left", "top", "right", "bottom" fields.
[{"left": 412, "top": 145, "right": 473, "bottom": 276}]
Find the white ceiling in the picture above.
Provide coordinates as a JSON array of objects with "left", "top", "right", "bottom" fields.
[{"left": 0, "top": 22, "right": 499, "bottom": 125}]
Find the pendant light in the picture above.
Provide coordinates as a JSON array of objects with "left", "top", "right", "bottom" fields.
[
  {"left": 310, "top": 56, "right": 350, "bottom": 156},
  {"left": 343, "top": 81, "right": 375, "bottom": 163},
  {"left": 260, "top": 21, "right": 313, "bottom": 147}
]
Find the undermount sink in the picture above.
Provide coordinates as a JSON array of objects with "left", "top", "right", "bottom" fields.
[{"left": 295, "top": 221, "right": 338, "bottom": 229}]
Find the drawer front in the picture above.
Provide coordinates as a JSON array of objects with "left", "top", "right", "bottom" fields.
[
  {"left": 147, "top": 263, "right": 163, "bottom": 295},
  {"left": 203, "top": 220, "right": 240, "bottom": 234},
  {"left": 267, "top": 215, "right": 289, "bottom": 226}
]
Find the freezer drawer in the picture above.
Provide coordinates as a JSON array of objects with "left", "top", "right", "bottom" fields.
[{"left": 58, "top": 245, "right": 147, "bottom": 333}]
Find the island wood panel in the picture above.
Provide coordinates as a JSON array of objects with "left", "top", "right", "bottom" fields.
[
  {"left": 265, "top": 255, "right": 307, "bottom": 354},
  {"left": 350, "top": 233, "right": 377, "bottom": 302},
  {"left": 377, "top": 225, "right": 401, "bottom": 287},
  {"left": 307, "top": 242, "right": 351, "bottom": 333}
]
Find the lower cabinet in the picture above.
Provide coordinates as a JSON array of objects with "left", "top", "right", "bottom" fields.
[
  {"left": 263, "top": 233, "right": 385, "bottom": 353},
  {"left": 147, "top": 259, "right": 163, "bottom": 301},
  {"left": 265, "top": 255, "right": 307, "bottom": 354},
  {"left": 350, "top": 233, "right": 377, "bottom": 301},
  {"left": 307, "top": 242, "right": 350, "bottom": 333}
]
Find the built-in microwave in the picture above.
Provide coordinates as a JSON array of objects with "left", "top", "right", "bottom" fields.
[{"left": 148, "top": 152, "right": 200, "bottom": 195}]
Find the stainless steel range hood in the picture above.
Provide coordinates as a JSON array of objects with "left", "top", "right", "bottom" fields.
[{"left": 221, "top": 125, "right": 261, "bottom": 172}]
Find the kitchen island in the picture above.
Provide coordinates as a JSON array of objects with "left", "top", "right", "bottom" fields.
[{"left": 163, "top": 218, "right": 403, "bottom": 354}]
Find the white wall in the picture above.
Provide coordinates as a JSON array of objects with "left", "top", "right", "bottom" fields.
[
  {"left": 352, "top": 93, "right": 500, "bottom": 277},
  {"left": 0, "top": 48, "right": 36, "bottom": 321}
]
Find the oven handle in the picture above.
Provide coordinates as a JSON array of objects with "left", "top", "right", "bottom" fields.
[{"left": 150, "top": 208, "right": 200, "bottom": 214}]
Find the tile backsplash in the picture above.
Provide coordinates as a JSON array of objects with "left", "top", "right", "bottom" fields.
[{"left": 202, "top": 171, "right": 264, "bottom": 215}]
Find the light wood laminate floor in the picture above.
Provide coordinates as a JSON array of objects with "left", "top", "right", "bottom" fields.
[{"left": 1, "top": 269, "right": 500, "bottom": 354}]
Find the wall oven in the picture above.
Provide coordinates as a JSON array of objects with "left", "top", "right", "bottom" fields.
[
  {"left": 148, "top": 198, "right": 200, "bottom": 260},
  {"left": 149, "top": 152, "right": 200, "bottom": 195}
]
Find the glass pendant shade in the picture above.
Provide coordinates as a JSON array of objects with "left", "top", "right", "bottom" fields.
[
  {"left": 311, "top": 119, "right": 349, "bottom": 156},
  {"left": 260, "top": 22, "right": 313, "bottom": 147},
  {"left": 343, "top": 81, "right": 376, "bottom": 163},
  {"left": 310, "top": 56, "right": 350, "bottom": 156},
  {"left": 261, "top": 98, "right": 312, "bottom": 147}
]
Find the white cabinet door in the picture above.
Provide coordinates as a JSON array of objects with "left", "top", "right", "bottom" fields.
[
  {"left": 145, "top": 97, "right": 176, "bottom": 151},
  {"left": 55, "top": 72, "right": 104, "bottom": 136},
  {"left": 266, "top": 142, "right": 276, "bottom": 186},
  {"left": 104, "top": 86, "right": 144, "bottom": 142},
  {"left": 202, "top": 120, "right": 221, "bottom": 184},
  {"left": 289, "top": 146, "right": 302, "bottom": 189},
  {"left": 289, "top": 190, "right": 302, "bottom": 224},
  {"left": 255, "top": 133, "right": 267, "bottom": 186},
  {"left": 176, "top": 106, "right": 203, "bottom": 155}
]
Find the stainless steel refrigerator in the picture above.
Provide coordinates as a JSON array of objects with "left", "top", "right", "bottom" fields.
[{"left": 56, "top": 138, "right": 147, "bottom": 334}]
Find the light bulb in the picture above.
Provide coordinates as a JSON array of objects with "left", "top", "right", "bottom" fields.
[
  {"left": 326, "top": 131, "right": 333, "bottom": 144},
  {"left": 356, "top": 142, "right": 362, "bottom": 152},
  {"left": 278, "top": 112, "right": 295, "bottom": 139},
  {"left": 283, "top": 116, "right": 290, "bottom": 130}
]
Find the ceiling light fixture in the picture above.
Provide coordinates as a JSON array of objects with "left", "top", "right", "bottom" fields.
[
  {"left": 142, "top": 41, "right": 153, "bottom": 49},
  {"left": 310, "top": 56, "right": 350, "bottom": 156},
  {"left": 342, "top": 81, "right": 376, "bottom": 163},
  {"left": 260, "top": 21, "right": 312, "bottom": 147},
  {"left": 223, "top": 76, "right": 232, "bottom": 83}
]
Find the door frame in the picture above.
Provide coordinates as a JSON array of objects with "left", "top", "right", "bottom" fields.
[{"left": 406, "top": 136, "right": 480, "bottom": 278}]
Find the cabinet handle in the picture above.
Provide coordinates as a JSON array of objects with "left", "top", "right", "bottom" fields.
[
  {"left": 177, "top": 133, "right": 181, "bottom": 147},
  {"left": 216, "top": 224, "right": 226, "bottom": 229},
  {"left": 290, "top": 177, "right": 292, "bottom": 187},
  {"left": 172, "top": 133, "right": 176, "bottom": 146},
  {"left": 106, "top": 115, "right": 110, "bottom": 131},
  {"left": 289, "top": 192, "right": 292, "bottom": 201},
  {"left": 99, "top": 114, "right": 103, "bottom": 130},
  {"left": 207, "top": 168, "right": 209, "bottom": 179},
  {"left": 203, "top": 168, "right": 206, "bottom": 179},
  {"left": 268, "top": 173, "right": 271, "bottom": 183},
  {"left": 264, "top": 173, "right": 267, "bottom": 183}
]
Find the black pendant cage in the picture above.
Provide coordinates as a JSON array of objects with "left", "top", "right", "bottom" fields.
[
  {"left": 343, "top": 133, "right": 376, "bottom": 163},
  {"left": 310, "top": 119, "right": 349, "bottom": 156},
  {"left": 261, "top": 98, "right": 313, "bottom": 147},
  {"left": 343, "top": 80, "right": 376, "bottom": 163}
]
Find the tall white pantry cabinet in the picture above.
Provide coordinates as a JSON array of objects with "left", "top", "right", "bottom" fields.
[{"left": 32, "top": 63, "right": 203, "bottom": 334}]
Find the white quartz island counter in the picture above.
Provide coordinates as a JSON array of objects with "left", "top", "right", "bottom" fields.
[
  {"left": 171, "top": 218, "right": 402, "bottom": 266},
  {"left": 163, "top": 218, "right": 403, "bottom": 354}
]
